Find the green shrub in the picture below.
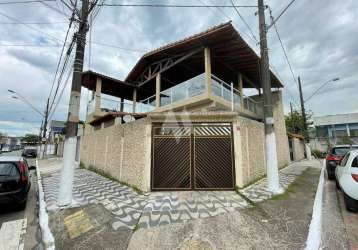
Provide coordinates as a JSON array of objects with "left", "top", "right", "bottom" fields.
[{"left": 311, "top": 149, "right": 326, "bottom": 159}]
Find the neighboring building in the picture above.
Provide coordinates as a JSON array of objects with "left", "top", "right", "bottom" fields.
[
  {"left": 49, "top": 120, "right": 66, "bottom": 143},
  {"left": 287, "top": 133, "right": 305, "bottom": 161},
  {"left": 311, "top": 112, "right": 358, "bottom": 151},
  {"left": 79, "top": 22, "right": 291, "bottom": 192},
  {"left": 1, "top": 136, "right": 19, "bottom": 151}
]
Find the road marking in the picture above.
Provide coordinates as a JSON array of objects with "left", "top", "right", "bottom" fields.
[{"left": 0, "top": 218, "right": 27, "bottom": 250}]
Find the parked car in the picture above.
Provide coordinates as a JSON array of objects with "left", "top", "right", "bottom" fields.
[
  {"left": 0, "top": 156, "right": 34, "bottom": 210},
  {"left": 1, "top": 145, "right": 11, "bottom": 153},
  {"left": 326, "top": 145, "right": 358, "bottom": 180},
  {"left": 335, "top": 150, "right": 358, "bottom": 212},
  {"left": 22, "top": 148, "right": 37, "bottom": 158}
]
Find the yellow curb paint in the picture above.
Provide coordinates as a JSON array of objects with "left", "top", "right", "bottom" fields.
[{"left": 64, "top": 210, "right": 94, "bottom": 239}]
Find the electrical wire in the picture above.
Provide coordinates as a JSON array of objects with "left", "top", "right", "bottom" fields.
[
  {"left": 98, "top": 3, "right": 258, "bottom": 8},
  {"left": 48, "top": 11, "right": 75, "bottom": 102},
  {"left": 269, "top": 7, "right": 300, "bottom": 94},
  {"left": 230, "top": 0, "right": 258, "bottom": 43},
  {"left": 0, "top": 0, "right": 55, "bottom": 4}
]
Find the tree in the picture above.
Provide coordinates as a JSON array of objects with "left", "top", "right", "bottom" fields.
[
  {"left": 22, "top": 134, "right": 39, "bottom": 144},
  {"left": 285, "top": 110, "right": 313, "bottom": 136}
]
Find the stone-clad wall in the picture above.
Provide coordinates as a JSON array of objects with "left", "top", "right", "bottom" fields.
[
  {"left": 80, "top": 118, "right": 152, "bottom": 192},
  {"left": 233, "top": 116, "right": 266, "bottom": 187},
  {"left": 272, "top": 91, "right": 291, "bottom": 169},
  {"left": 250, "top": 91, "right": 291, "bottom": 169},
  {"left": 292, "top": 137, "right": 305, "bottom": 161}
]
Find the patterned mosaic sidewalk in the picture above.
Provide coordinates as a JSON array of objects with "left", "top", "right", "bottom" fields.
[
  {"left": 41, "top": 168, "right": 249, "bottom": 231},
  {"left": 240, "top": 160, "right": 312, "bottom": 203},
  {"left": 41, "top": 159, "right": 315, "bottom": 231}
]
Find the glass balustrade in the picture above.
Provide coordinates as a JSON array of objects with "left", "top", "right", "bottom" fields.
[{"left": 87, "top": 73, "right": 263, "bottom": 117}]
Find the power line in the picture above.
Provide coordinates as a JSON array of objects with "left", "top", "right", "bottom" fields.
[
  {"left": 0, "top": 21, "right": 67, "bottom": 24},
  {"left": 0, "top": 43, "right": 62, "bottom": 47},
  {"left": 269, "top": 7, "right": 299, "bottom": 93},
  {"left": 0, "top": 12, "right": 65, "bottom": 44},
  {"left": 98, "top": 3, "right": 258, "bottom": 8},
  {"left": 0, "top": 0, "right": 55, "bottom": 4},
  {"left": 48, "top": 10, "right": 75, "bottom": 104},
  {"left": 230, "top": 0, "right": 258, "bottom": 43},
  {"left": 267, "top": 0, "right": 297, "bottom": 30}
]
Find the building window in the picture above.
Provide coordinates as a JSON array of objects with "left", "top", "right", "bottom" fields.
[
  {"left": 316, "top": 126, "right": 328, "bottom": 137},
  {"left": 350, "top": 123, "right": 358, "bottom": 137},
  {"left": 334, "top": 124, "right": 348, "bottom": 137}
]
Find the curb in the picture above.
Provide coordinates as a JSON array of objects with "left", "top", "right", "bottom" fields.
[{"left": 36, "top": 159, "right": 55, "bottom": 250}]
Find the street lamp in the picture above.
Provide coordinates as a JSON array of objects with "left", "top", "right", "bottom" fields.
[
  {"left": 8, "top": 89, "right": 45, "bottom": 117},
  {"left": 304, "top": 77, "right": 340, "bottom": 103},
  {"left": 8, "top": 89, "right": 50, "bottom": 158}
]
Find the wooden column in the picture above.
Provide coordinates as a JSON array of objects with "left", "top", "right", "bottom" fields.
[
  {"left": 120, "top": 98, "right": 124, "bottom": 112},
  {"left": 238, "top": 73, "right": 244, "bottom": 109},
  {"left": 132, "top": 88, "right": 137, "bottom": 113},
  {"left": 95, "top": 77, "right": 102, "bottom": 113},
  {"left": 155, "top": 73, "right": 161, "bottom": 108},
  {"left": 204, "top": 47, "right": 212, "bottom": 95}
]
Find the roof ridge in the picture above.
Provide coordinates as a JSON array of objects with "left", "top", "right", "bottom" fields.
[{"left": 142, "top": 21, "right": 233, "bottom": 58}]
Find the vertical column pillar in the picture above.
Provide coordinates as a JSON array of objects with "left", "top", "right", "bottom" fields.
[
  {"left": 238, "top": 73, "right": 244, "bottom": 109},
  {"left": 95, "top": 77, "right": 102, "bottom": 113},
  {"left": 132, "top": 88, "right": 137, "bottom": 113},
  {"left": 346, "top": 124, "right": 351, "bottom": 137},
  {"left": 204, "top": 47, "right": 212, "bottom": 95},
  {"left": 156, "top": 73, "right": 161, "bottom": 109}
]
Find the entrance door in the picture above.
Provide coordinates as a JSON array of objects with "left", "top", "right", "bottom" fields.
[{"left": 151, "top": 123, "right": 235, "bottom": 190}]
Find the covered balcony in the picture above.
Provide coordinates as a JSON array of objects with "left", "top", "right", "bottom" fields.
[{"left": 81, "top": 22, "right": 283, "bottom": 123}]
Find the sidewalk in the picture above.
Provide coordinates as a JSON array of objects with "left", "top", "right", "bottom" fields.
[{"left": 37, "top": 158, "right": 321, "bottom": 249}]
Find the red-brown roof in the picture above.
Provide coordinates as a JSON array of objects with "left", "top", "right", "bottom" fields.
[{"left": 125, "top": 22, "right": 283, "bottom": 90}]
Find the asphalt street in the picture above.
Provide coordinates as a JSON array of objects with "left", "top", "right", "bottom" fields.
[{"left": 0, "top": 150, "right": 42, "bottom": 250}]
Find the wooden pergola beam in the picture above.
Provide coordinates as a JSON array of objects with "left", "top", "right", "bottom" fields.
[{"left": 137, "top": 47, "right": 203, "bottom": 87}]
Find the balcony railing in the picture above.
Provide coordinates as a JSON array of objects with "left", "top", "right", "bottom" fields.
[
  {"left": 87, "top": 74, "right": 263, "bottom": 118},
  {"left": 139, "top": 73, "right": 263, "bottom": 117},
  {"left": 87, "top": 95, "right": 150, "bottom": 115}
]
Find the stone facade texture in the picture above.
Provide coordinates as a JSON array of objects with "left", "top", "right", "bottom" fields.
[
  {"left": 292, "top": 137, "right": 305, "bottom": 161},
  {"left": 80, "top": 90, "right": 290, "bottom": 191},
  {"left": 80, "top": 118, "right": 151, "bottom": 192}
]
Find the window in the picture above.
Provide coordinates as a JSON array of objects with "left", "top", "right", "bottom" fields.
[
  {"left": 341, "top": 153, "right": 350, "bottom": 166},
  {"left": 0, "top": 163, "right": 19, "bottom": 177},
  {"left": 352, "top": 157, "right": 358, "bottom": 168}
]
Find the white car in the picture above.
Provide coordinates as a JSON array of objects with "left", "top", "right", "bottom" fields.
[{"left": 335, "top": 149, "right": 358, "bottom": 212}]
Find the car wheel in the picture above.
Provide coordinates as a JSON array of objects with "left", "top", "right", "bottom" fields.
[
  {"left": 17, "top": 200, "right": 27, "bottom": 211},
  {"left": 335, "top": 179, "right": 341, "bottom": 190},
  {"left": 327, "top": 172, "right": 335, "bottom": 180},
  {"left": 344, "top": 193, "right": 358, "bottom": 212}
]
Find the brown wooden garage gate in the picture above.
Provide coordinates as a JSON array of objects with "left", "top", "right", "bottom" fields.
[{"left": 151, "top": 123, "right": 235, "bottom": 190}]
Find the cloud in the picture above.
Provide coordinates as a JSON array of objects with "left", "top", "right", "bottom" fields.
[{"left": 0, "top": 0, "right": 357, "bottom": 136}]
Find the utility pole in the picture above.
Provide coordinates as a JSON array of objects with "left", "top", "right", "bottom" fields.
[
  {"left": 41, "top": 98, "right": 50, "bottom": 158},
  {"left": 290, "top": 102, "right": 293, "bottom": 115},
  {"left": 298, "top": 76, "right": 308, "bottom": 142},
  {"left": 58, "top": 0, "right": 90, "bottom": 206},
  {"left": 258, "top": 0, "right": 281, "bottom": 193}
]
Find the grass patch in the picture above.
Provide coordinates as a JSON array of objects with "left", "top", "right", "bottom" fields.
[
  {"left": 79, "top": 161, "right": 85, "bottom": 169},
  {"left": 269, "top": 168, "right": 311, "bottom": 201},
  {"left": 87, "top": 164, "right": 144, "bottom": 195}
]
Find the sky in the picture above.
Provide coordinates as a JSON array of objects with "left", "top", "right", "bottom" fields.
[{"left": 0, "top": 0, "right": 357, "bottom": 136}]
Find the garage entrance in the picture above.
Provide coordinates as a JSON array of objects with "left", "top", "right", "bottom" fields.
[{"left": 151, "top": 123, "right": 235, "bottom": 190}]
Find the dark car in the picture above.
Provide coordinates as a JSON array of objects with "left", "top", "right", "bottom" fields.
[
  {"left": 0, "top": 156, "right": 33, "bottom": 210},
  {"left": 326, "top": 145, "right": 358, "bottom": 180},
  {"left": 22, "top": 148, "right": 37, "bottom": 158}
]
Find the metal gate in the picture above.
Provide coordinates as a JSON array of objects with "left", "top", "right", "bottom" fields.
[{"left": 152, "top": 123, "right": 235, "bottom": 190}]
